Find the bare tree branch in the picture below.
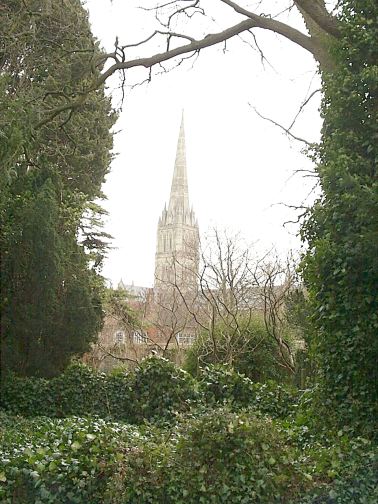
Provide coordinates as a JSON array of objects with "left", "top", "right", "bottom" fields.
[
  {"left": 97, "top": 344, "right": 140, "bottom": 365},
  {"left": 250, "top": 104, "right": 315, "bottom": 147},
  {"left": 287, "top": 88, "right": 321, "bottom": 131},
  {"left": 219, "top": 0, "right": 317, "bottom": 51},
  {"left": 34, "top": 6, "right": 326, "bottom": 129}
]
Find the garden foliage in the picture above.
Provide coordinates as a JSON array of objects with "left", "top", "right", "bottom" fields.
[
  {"left": 0, "top": 357, "right": 377, "bottom": 503},
  {"left": 0, "top": 413, "right": 138, "bottom": 503},
  {"left": 197, "top": 364, "right": 298, "bottom": 419},
  {"left": 0, "top": 358, "right": 197, "bottom": 423},
  {"left": 301, "top": 0, "right": 378, "bottom": 434},
  {"left": 1, "top": 411, "right": 376, "bottom": 503},
  {"left": 0, "top": 358, "right": 299, "bottom": 423},
  {"left": 105, "top": 409, "right": 308, "bottom": 504},
  {"left": 0, "top": 0, "right": 115, "bottom": 378},
  {"left": 184, "top": 315, "right": 289, "bottom": 383}
]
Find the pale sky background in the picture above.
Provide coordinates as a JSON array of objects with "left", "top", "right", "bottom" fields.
[{"left": 85, "top": 0, "right": 322, "bottom": 287}]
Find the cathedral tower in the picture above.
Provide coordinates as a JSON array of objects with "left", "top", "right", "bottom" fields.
[{"left": 154, "top": 114, "right": 199, "bottom": 291}]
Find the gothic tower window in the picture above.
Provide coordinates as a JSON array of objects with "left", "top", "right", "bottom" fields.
[{"left": 114, "top": 330, "right": 125, "bottom": 344}]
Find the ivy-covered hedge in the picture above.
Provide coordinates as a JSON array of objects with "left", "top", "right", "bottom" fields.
[
  {"left": 198, "top": 364, "right": 299, "bottom": 419},
  {"left": 0, "top": 357, "right": 197, "bottom": 423},
  {"left": 290, "top": 437, "right": 378, "bottom": 504},
  {"left": 128, "top": 355, "right": 198, "bottom": 423},
  {"left": 1, "top": 410, "right": 376, "bottom": 504},
  {"left": 1, "top": 357, "right": 377, "bottom": 504},
  {"left": 300, "top": 0, "right": 378, "bottom": 437},
  {"left": 104, "top": 408, "right": 309, "bottom": 504},
  {"left": 0, "top": 358, "right": 298, "bottom": 423},
  {"left": 0, "top": 413, "right": 138, "bottom": 503}
]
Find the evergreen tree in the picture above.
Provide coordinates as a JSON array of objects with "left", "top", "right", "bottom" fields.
[{"left": 0, "top": 0, "right": 115, "bottom": 377}]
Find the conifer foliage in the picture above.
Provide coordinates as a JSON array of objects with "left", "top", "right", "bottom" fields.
[{"left": 0, "top": 0, "right": 116, "bottom": 377}]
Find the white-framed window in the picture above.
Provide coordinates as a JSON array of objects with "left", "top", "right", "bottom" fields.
[
  {"left": 176, "top": 333, "right": 196, "bottom": 346},
  {"left": 114, "top": 330, "right": 125, "bottom": 344},
  {"left": 132, "top": 330, "right": 148, "bottom": 345}
]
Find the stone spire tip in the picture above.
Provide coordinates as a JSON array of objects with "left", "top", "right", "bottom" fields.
[{"left": 168, "top": 112, "right": 189, "bottom": 212}]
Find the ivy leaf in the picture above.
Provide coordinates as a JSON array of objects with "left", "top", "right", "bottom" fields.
[{"left": 71, "top": 441, "right": 81, "bottom": 451}]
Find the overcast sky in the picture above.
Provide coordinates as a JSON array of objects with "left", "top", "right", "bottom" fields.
[{"left": 85, "top": 0, "right": 322, "bottom": 287}]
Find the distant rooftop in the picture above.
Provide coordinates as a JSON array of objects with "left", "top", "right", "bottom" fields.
[{"left": 117, "top": 279, "right": 150, "bottom": 299}]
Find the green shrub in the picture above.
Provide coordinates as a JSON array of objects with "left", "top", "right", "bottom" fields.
[
  {"left": 0, "top": 414, "right": 139, "bottom": 504},
  {"left": 198, "top": 364, "right": 254, "bottom": 407},
  {"left": 300, "top": 0, "right": 378, "bottom": 438},
  {"left": 275, "top": 408, "right": 378, "bottom": 504},
  {"left": 2, "top": 412, "right": 376, "bottom": 504},
  {"left": 0, "top": 363, "right": 131, "bottom": 420},
  {"left": 0, "top": 357, "right": 197, "bottom": 424},
  {"left": 128, "top": 356, "right": 199, "bottom": 423},
  {"left": 106, "top": 408, "right": 309, "bottom": 503},
  {"left": 184, "top": 316, "right": 289, "bottom": 382},
  {"left": 101, "top": 372, "right": 134, "bottom": 420},
  {"left": 198, "top": 364, "right": 298, "bottom": 419},
  {"left": 171, "top": 410, "right": 305, "bottom": 503},
  {"left": 0, "top": 375, "right": 55, "bottom": 417},
  {"left": 50, "top": 364, "right": 109, "bottom": 417},
  {"left": 291, "top": 438, "right": 378, "bottom": 503},
  {"left": 252, "top": 380, "right": 299, "bottom": 419}
]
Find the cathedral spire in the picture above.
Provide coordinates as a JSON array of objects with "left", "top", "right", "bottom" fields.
[
  {"left": 154, "top": 112, "right": 199, "bottom": 290},
  {"left": 168, "top": 111, "right": 189, "bottom": 213}
]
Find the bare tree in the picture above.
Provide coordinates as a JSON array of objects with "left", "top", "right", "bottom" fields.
[
  {"left": 248, "top": 252, "right": 299, "bottom": 372},
  {"left": 96, "top": 283, "right": 197, "bottom": 368},
  {"left": 165, "top": 229, "right": 300, "bottom": 373},
  {"left": 151, "top": 288, "right": 193, "bottom": 358},
  {"left": 87, "top": 231, "right": 300, "bottom": 373}
]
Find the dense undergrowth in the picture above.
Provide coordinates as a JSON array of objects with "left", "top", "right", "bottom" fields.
[
  {"left": 0, "top": 357, "right": 377, "bottom": 503},
  {"left": 0, "top": 359, "right": 298, "bottom": 423}
]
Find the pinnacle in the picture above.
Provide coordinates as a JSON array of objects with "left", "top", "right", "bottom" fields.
[{"left": 168, "top": 113, "right": 189, "bottom": 215}]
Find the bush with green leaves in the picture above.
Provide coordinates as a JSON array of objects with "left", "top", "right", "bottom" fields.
[
  {"left": 251, "top": 380, "right": 299, "bottom": 420},
  {"left": 289, "top": 436, "right": 378, "bottom": 504},
  {"left": 273, "top": 402, "right": 378, "bottom": 504},
  {"left": 2, "top": 409, "right": 377, "bottom": 504},
  {"left": 128, "top": 356, "right": 198, "bottom": 423},
  {"left": 0, "top": 413, "right": 139, "bottom": 504},
  {"left": 0, "top": 363, "right": 130, "bottom": 420},
  {"left": 198, "top": 364, "right": 298, "bottom": 419},
  {"left": 1, "top": 359, "right": 301, "bottom": 425},
  {"left": 0, "top": 357, "right": 197, "bottom": 423},
  {"left": 106, "top": 408, "right": 309, "bottom": 504},
  {"left": 184, "top": 315, "right": 289, "bottom": 383},
  {"left": 197, "top": 364, "right": 254, "bottom": 408},
  {"left": 0, "top": 374, "right": 55, "bottom": 418},
  {"left": 295, "top": 457, "right": 378, "bottom": 504}
]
